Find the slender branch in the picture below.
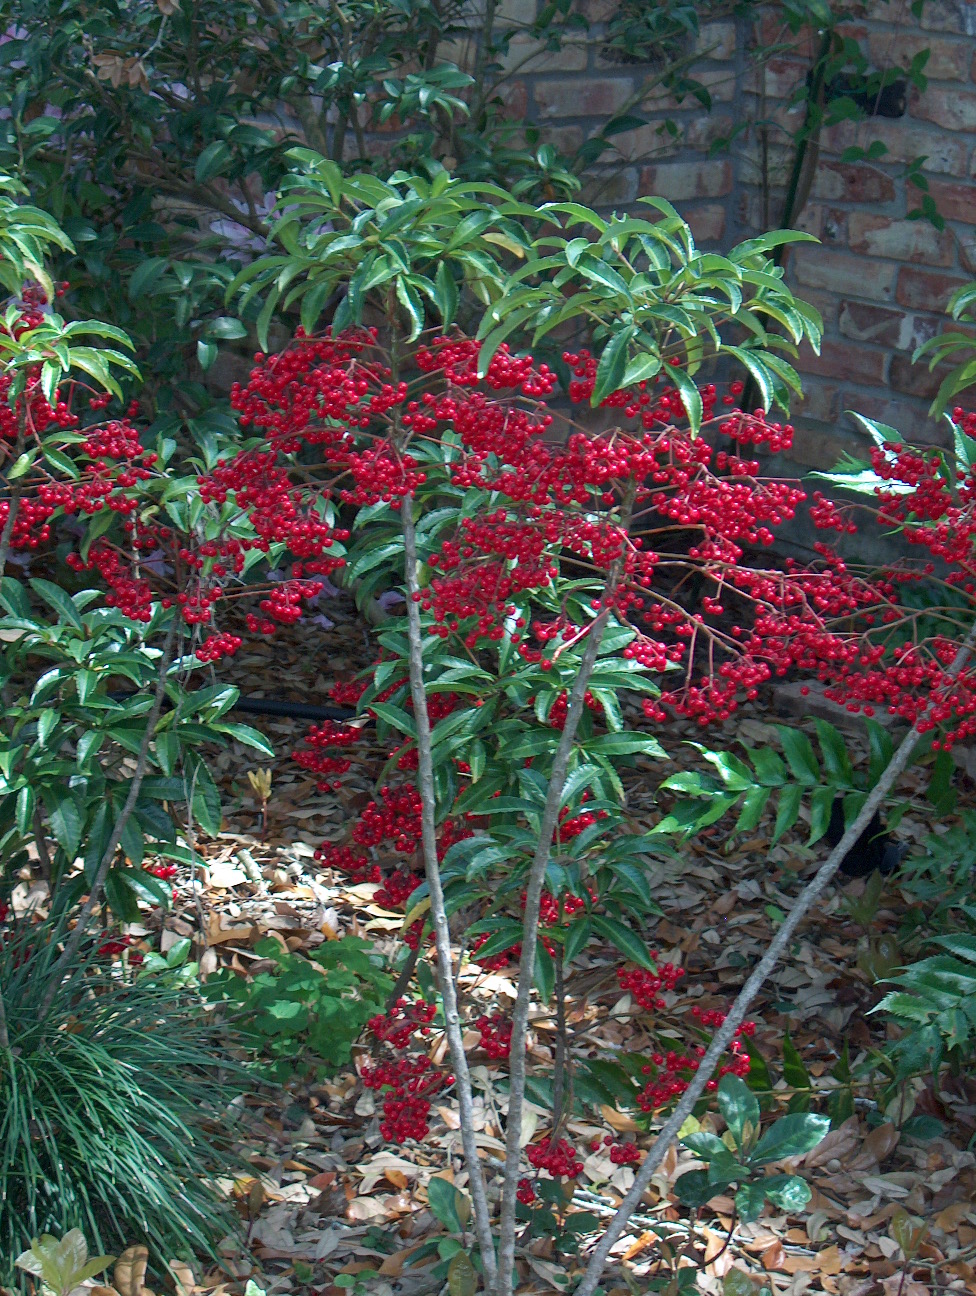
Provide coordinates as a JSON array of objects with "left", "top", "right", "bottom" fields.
[
  {"left": 0, "top": 419, "right": 26, "bottom": 578},
  {"left": 494, "top": 489, "right": 635, "bottom": 1296},
  {"left": 0, "top": 493, "right": 18, "bottom": 579},
  {"left": 39, "top": 618, "right": 178, "bottom": 1019},
  {"left": 551, "top": 941, "right": 568, "bottom": 1129},
  {"left": 401, "top": 499, "right": 498, "bottom": 1289},
  {"left": 0, "top": 970, "right": 8, "bottom": 1049},
  {"left": 571, "top": 622, "right": 976, "bottom": 1296}
]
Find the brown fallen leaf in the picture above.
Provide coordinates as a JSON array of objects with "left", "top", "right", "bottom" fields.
[
  {"left": 377, "top": 1246, "right": 425, "bottom": 1278},
  {"left": 804, "top": 1117, "right": 860, "bottom": 1168},
  {"left": 166, "top": 1262, "right": 195, "bottom": 1296},
  {"left": 620, "top": 1232, "right": 658, "bottom": 1262},
  {"left": 114, "top": 1248, "right": 149, "bottom": 1296},
  {"left": 600, "top": 1104, "right": 639, "bottom": 1133},
  {"left": 933, "top": 1201, "right": 971, "bottom": 1231},
  {"left": 849, "top": 1122, "right": 900, "bottom": 1170},
  {"left": 760, "top": 1241, "right": 786, "bottom": 1271},
  {"left": 815, "top": 1245, "right": 843, "bottom": 1275}
]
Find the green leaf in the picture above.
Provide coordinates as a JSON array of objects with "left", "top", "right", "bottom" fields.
[
  {"left": 188, "top": 758, "right": 222, "bottom": 837},
  {"left": 669, "top": 366, "right": 704, "bottom": 433},
  {"left": 775, "top": 726, "right": 820, "bottom": 784},
  {"left": 718, "top": 1074, "right": 760, "bottom": 1153},
  {"left": 205, "top": 316, "right": 249, "bottom": 340},
  {"left": 683, "top": 1131, "right": 730, "bottom": 1160},
  {"left": 195, "top": 140, "right": 232, "bottom": 182},
  {"left": 781, "top": 1032, "right": 810, "bottom": 1090},
  {"left": 762, "top": 1173, "right": 812, "bottom": 1213},
  {"left": 813, "top": 718, "right": 854, "bottom": 784},
  {"left": 591, "top": 913, "right": 655, "bottom": 969},
  {"left": 534, "top": 940, "right": 555, "bottom": 1000},
  {"left": 48, "top": 796, "right": 84, "bottom": 859},
  {"left": 734, "top": 1180, "right": 768, "bottom": 1223},
  {"left": 750, "top": 1112, "right": 829, "bottom": 1165},
  {"left": 586, "top": 732, "right": 666, "bottom": 759},
  {"left": 213, "top": 722, "right": 275, "bottom": 756},
  {"left": 370, "top": 701, "right": 418, "bottom": 739},
  {"left": 592, "top": 324, "right": 636, "bottom": 405},
  {"left": 15, "top": 785, "right": 34, "bottom": 837},
  {"left": 29, "top": 578, "right": 84, "bottom": 631},
  {"left": 197, "top": 340, "right": 218, "bottom": 370},
  {"left": 673, "top": 1169, "right": 716, "bottom": 1208},
  {"left": 772, "top": 783, "right": 803, "bottom": 843}
]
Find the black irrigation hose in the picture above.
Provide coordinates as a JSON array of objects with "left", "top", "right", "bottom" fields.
[
  {"left": 219, "top": 695, "right": 358, "bottom": 722},
  {"left": 109, "top": 689, "right": 358, "bottom": 723},
  {"left": 106, "top": 695, "right": 902, "bottom": 878}
]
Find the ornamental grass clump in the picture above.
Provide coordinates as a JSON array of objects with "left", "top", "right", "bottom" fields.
[{"left": 0, "top": 913, "right": 246, "bottom": 1283}]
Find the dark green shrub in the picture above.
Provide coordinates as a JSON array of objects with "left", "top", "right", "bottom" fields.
[{"left": 204, "top": 934, "right": 394, "bottom": 1080}]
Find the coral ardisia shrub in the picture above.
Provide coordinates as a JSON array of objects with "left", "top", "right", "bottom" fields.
[
  {"left": 10, "top": 159, "right": 976, "bottom": 1293},
  {"left": 193, "top": 319, "right": 976, "bottom": 1294}
]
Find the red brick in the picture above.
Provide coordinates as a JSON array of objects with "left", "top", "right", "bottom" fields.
[
  {"left": 502, "top": 36, "right": 587, "bottom": 73},
  {"left": 538, "top": 125, "right": 581, "bottom": 155},
  {"left": 792, "top": 203, "right": 823, "bottom": 239},
  {"left": 920, "top": 1, "right": 971, "bottom": 32},
  {"left": 907, "top": 178, "right": 976, "bottom": 225},
  {"left": 868, "top": 32, "right": 969, "bottom": 81},
  {"left": 755, "top": 10, "right": 816, "bottom": 53},
  {"left": 580, "top": 167, "right": 638, "bottom": 206},
  {"left": 789, "top": 422, "right": 862, "bottom": 471},
  {"left": 533, "top": 77, "right": 632, "bottom": 120},
  {"left": 795, "top": 379, "right": 841, "bottom": 424},
  {"left": 821, "top": 208, "right": 848, "bottom": 245},
  {"left": 896, "top": 267, "right": 970, "bottom": 312},
  {"left": 697, "top": 20, "right": 737, "bottom": 61},
  {"left": 838, "top": 302, "right": 939, "bottom": 352},
  {"left": 639, "top": 160, "right": 732, "bottom": 201},
  {"left": 889, "top": 353, "right": 966, "bottom": 400},
  {"left": 851, "top": 393, "right": 938, "bottom": 443},
  {"left": 572, "top": 0, "right": 615, "bottom": 19},
  {"left": 788, "top": 247, "right": 897, "bottom": 301},
  {"left": 684, "top": 204, "right": 726, "bottom": 242},
  {"left": 821, "top": 119, "right": 966, "bottom": 173},
  {"left": 747, "top": 57, "right": 808, "bottom": 100},
  {"left": 497, "top": 80, "right": 528, "bottom": 119},
  {"left": 848, "top": 213, "right": 954, "bottom": 266},
  {"left": 794, "top": 287, "right": 837, "bottom": 330},
  {"left": 497, "top": 0, "right": 540, "bottom": 23},
  {"left": 959, "top": 237, "right": 976, "bottom": 276},
  {"left": 684, "top": 114, "right": 735, "bottom": 152},
  {"left": 912, "top": 86, "right": 976, "bottom": 133},
  {"left": 608, "top": 124, "right": 669, "bottom": 162},
  {"left": 796, "top": 340, "right": 887, "bottom": 386},
  {"left": 811, "top": 162, "right": 896, "bottom": 205}
]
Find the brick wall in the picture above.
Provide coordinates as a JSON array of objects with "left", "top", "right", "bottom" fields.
[{"left": 494, "top": 0, "right": 976, "bottom": 468}]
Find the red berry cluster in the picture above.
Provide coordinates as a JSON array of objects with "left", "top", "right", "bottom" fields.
[
  {"left": 634, "top": 1007, "right": 756, "bottom": 1111},
  {"left": 527, "top": 1136, "right": 584, "bottom": 1180},
  {"left": 368, "top": 997, "right": 437, "bottom": 1050},
  {"left": 617, "top": 959, "right": 686, "bottom": 1011},
  {"left": 475, "top": 1013, "right": 513, "bottom": 1059},
  {"left": 588, "top": 1134, "right": 640, "bottom": 1166},
  {"left": 362, "top": 1055, "right": 450, "bottom": 1143},
  {"left": 97, "top": 933, "right": 143, "bottom": 964}
]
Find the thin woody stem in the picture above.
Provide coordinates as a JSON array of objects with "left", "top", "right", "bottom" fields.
[
  {"left": 402, "top": 498, "right": 498, "bottom": 1288},
  {"left": 494, "top": 488, "right": 635, "bottom": 1296},
  {"left": 572, "top": 622, "right": 976, "bottom": 1296}
]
